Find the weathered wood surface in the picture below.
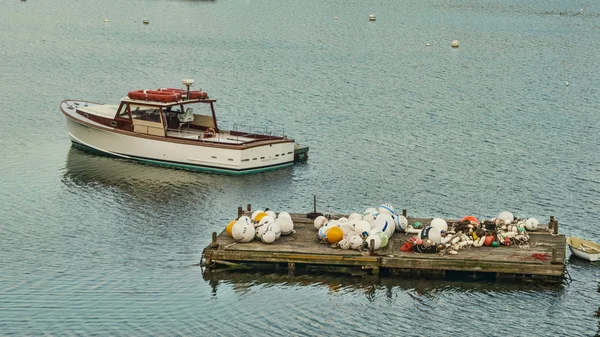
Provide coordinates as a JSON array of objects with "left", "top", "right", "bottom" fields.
[{"left": 202, "top": 212, "right": 565, "bottom": 279}]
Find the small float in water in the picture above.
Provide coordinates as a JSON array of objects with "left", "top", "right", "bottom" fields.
[{"left": 567, "top": 236, "right": 600, "bottom": 261}]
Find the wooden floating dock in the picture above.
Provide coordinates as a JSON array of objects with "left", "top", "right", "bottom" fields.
[{"left": 201, "top": 206, "right": 566, "bottom": 284}]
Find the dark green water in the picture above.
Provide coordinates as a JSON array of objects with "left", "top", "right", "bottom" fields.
[{"left": 1, "top": 0, "right": 599, "bottom": 335}]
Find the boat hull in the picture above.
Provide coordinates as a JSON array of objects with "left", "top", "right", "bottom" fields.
[
  {"left": 65, "top": 117, "right": 295, "bottom": 175},
  {"left": 567, "top": 237, "right": 600, "bottom": 262}
]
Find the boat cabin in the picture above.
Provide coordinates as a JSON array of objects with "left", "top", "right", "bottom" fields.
[
  {"left": 69, "top": 87, "right": 291, "bottom": 145},
  {"left": 114, "top": 89, "right": 218, "bottom": 139}
]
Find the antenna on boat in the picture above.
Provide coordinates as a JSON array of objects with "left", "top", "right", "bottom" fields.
[{"left": 182, "top": 79, "right": 195, "bottom": 100}]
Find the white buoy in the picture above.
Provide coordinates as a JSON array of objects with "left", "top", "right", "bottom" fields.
[
  {"left": 498, "top": 211, "right": 515, "bottom": 225},
  {"left": 265, "top": 210, "right": 277, "bottom": 219},
  {"left": 349, "top": 235, "right": 364, "bottom": 250},
  {"left": 143, "top": 18, "right": 150, "bottom": 24},
  {"left": 261, "top": 230, "right": 276, "bottom": 244},
  {"left": 354, "top": 220, "right": 371, "bottom": 238},
  {"left": 104, "top": 19, "right": 109, "bottom": 22},
  {"left": 426, "top": 43, "right": 431, "bottom": 46},
  {"left": 378, "top": 203, "right": 394, "bottom": 215},
  {"left": 418, "top": 226, "right": 442, "bottom": 244},
  {"left": 276, "top": 216, "right": 294, "bottom": 235},
  {"left": 369, "top": 14, "right": 376, "bottom": 21},
  {"left": 525, "top": 218, "right": 539, "bottom": 231},
  {"left": 338, "top": 239, "right": 350, "bottom": 250},
  {"left": 232, "top": 223, "right": 255, "bottom": 243},
  {"left": 451, "top": 40, "right": 459, "bottom": 48},
  {"left": 334, "top": 16, "right": 338, "bottom": 20},
  {"left": 566, "top": 81, "right": 569, "bottom": 86},
  {"left": 366, "top": 234, "right": 382, "bottom": 250},
  {"left": 314, "top": 215, "right": 327, "bottom": 229},
  {"left": 430, "top": 218, "right": 448, "bottom": 232}
]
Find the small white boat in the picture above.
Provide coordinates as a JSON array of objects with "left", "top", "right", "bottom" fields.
[
  {"left": 567, "top": 236, "right": 600, "bottom": 261},
  {"left": 60, "top": 79, "right": 308, "bottom": 175}
]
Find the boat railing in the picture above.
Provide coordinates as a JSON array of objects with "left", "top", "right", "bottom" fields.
[
  {"left": 137, "top": 123, "right": 287, "bottom": 143},
  {"left": 231, "top": 123, "right": 286, "bottom": 140}
]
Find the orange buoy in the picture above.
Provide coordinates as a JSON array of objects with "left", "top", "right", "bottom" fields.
[
  {"left": 226, "top": 220, "right": 237, "bottom": 237},
  {"left": 326, "top": 227, "right": 344, "bottom": 244},
  {"left": 484, "top": 235, "right": 494, "bottom": 246},
  {"left": 461, "top": 215, "right": 479, "bottom": 225}
]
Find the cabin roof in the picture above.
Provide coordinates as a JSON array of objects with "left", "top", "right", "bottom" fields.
[
  {"left": 80, "top": 104, "right": 119, "bottom": 118},
  {"left": 121, "top": 97, "right": 217, "bottom": 106}
]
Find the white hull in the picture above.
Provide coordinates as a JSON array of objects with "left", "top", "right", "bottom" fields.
[
  {"left": 65, "top": 117, "right": 295, "bottom": 174},
  {"left": 567, "top": 237, "right": 600, "bottom": 262}
]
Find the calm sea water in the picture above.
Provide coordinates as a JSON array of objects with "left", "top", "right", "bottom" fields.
[{"left": 1, "top": 0, "right": 599, "bottom": 335}]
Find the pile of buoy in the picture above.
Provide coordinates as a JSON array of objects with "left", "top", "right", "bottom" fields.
[
  {"left": 401, "top": 211, "right": 540, "bottom": 255},
  {"left": 313, "top": 203, "right": 408, "bottom": 252},
  {"left": 225, "top": 210, "right": 295, "bottom": 244}
]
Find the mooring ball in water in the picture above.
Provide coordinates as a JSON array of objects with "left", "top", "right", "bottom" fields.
[
  {"left": 349, "top": 235, "right": 364, "bottom": 250},
  {"left": 461, "top": 215, "right": 479, "bottom": 225},
  {"left": 451, "top": 40, "right": 459, "bottom": 48},
  {"left": 348, "top": 213, "right": 362, "bottom": 221},
  {"left": 498, "top": 211, "right": 514, "bottom": 225},
  {"left": 314, "top": 215, "right": 328, "bottom": 230},
  {"left": 261, "top": 230, "right": 276, "bottom": 244},
  {"left": 354, "top": 220, "right": 371, "bottom": 238},
  {"left": 276, "top": 216, "right": 294, "bottom": 235},
  {"left": 226, "top": 219, "right": 237, "bottom": 237},
  {"left": 430, "top": 218, "right": 448, "bottom": 232},
  {"left": 258, "top": 215, "right": 275, "bottom": 228},
  {"left": 418, "top": 226, "right": 442, "bottom": 244},
  {"left": 232, "top": 223, "right": 254, "bottom": 243},
  {"left": 525, "top": 218, "right": 539, "bottom": 231},
  {"left": 378, "top": 203, "right": 394, "bottom": 215},
  {"left": 265, "top": 210, "right": 277, "bottom": 219},
  {"left": 327, "top": 227, "right": 344, "bottom": 244},
  {"left": 277, "top": 211, "right": 291, "bottom": 220},
  {"left": 366, "top": 234, "right": 382, "bottom": 250},
  {"left": 338, "top": 239, "right": 350, "bottom": 250}
]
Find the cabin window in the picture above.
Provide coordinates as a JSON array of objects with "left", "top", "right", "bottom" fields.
[
  {"left": 130, "top": 105, "right": 161, "bottom": 123},
  {"left": 117, "top": 105, "right": 130, "bottom": 118}
]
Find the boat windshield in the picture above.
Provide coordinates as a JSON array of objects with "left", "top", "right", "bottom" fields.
[{"left": 130, "top": 104, "right": 161, "bottom": 123}]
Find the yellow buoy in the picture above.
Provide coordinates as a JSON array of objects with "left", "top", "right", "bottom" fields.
[
  {"left": 327, "top": 227, "right": 344, "bottom": 244},
  {"left": 226, "top": 219, "right": 237, "bottom": 237},
  {"left": 253, "top": 212, "right": 268, "bottom": 222}
]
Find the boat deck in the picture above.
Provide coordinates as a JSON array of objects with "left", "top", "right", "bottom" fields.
[{"left": 202, "top": 208, "right": 566, "bottom": 283}]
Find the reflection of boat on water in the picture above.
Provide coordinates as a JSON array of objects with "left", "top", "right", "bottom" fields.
[
  {"left": 62, "top": 147, "right": 295, "bottom": 204},
  {"left": 60, "top": 79, "right": 308, "bottom": 175}
]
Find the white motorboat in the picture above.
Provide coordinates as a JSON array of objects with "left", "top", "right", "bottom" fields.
[
  {"left": 566, "top": 236, "right": 600, "bottom": 262},
  {"left": 60, "top": 79, "right": 308, "bottom": 175}
]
